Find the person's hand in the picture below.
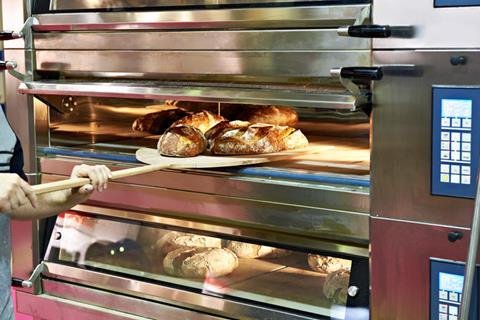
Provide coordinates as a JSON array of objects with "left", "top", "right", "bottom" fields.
[
  {"left": 70, "top": 164, "right": 112, "bottom": 195},
  {"left": 0, "top": 174, "right": 37, "bottom": 213}
]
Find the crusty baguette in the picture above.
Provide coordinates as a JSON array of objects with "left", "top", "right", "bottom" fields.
[
  {"left": 132, "top": 108, "right": 189, "bottom": 134},
  {"left": 157, "top": 125, "right": 207, "bottom": 157},
  {"left": 237, "top": 106, "right": 298, "bottom": 126},
  {"left": 163, "top": 247, "right": 239, "bottom": 279},
  {"left": 171, "top": 111, "right": 226, "bottom": 134},
  {"left": 225, "top": 241, "right": 291, "bottom": 259},
  {"left": 307, "top": 255, "right": 352, "bottom": 273},
  {"left": 206, "top": 121, "right": 308, "bottom": 155},
  {"left": 157, "top": 231, "right": 222, "bottom": 256}
]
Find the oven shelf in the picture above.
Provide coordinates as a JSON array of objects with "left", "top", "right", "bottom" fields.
[{"left": 20, "top": 80, "right": 367, "bottom": 110}]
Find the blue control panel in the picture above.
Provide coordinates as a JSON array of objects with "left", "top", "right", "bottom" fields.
[
  {"left": 430, "top": 259, "right": 479, "bottom": 320},
  {"left": 435, "top": 0, "right": 480, "bottom": 7},
  {"left": 432, "top": 87, "right": 480, "bottom": 198}
]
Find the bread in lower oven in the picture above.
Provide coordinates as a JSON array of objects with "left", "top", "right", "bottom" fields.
[
  {"left": 132, "top": 108, "right": 189, "bottom": 134},
  {"left": 157, "top": 125, "right": 207, "bottom": 157},
  {"left": 206, "top": 121, "right": 309, "bottom": 155},
  {"left": 307, "top": 255, "right": 352, "bottom": 273},
  {"left": 323, "top": 269, "right": 350, "bottom": 305},
  {"left": 163, "top": 247, "right": 239, "bottom": 278},
  {"left": 237, "top": 106, "right": 298, "bottom": 126},
  {"left": 225, "top": 241, "right": 291, "bottom": 259},
  {"left": 157, "top": 231, "right": 222, "bottom": 256},
  {"left": 171, "top": 111, "right": 226, "bottom": 134}
]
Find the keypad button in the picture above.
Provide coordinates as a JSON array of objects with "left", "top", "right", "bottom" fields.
[
  {"left": 463, "top": 118, "right": 472, "bottom": 128},
  {"left": 441, "top": 142, "right": 450, "bottom": 150},
  {"left": 440, "top": 304, "right": 448, "bottom": 313},
  {"left": 451, "top": 175, "right": 460, "bottom": 184},
  {"left": 449, "top": 315, "right": 458, "bottom": 320},
  {"left": 439, "top": 313, "right": 448, "bottom": 320},
  {"left": 452, "top": 119, "right": 461, "bottom": 127},
  {"left": 451, "top": 142, "right": 460, "bottom": 151},
  {"left": 462, "top": 143, "right": 471, "bottom": 152},
  {"left": 441, "top": 165, "right": 450, "bottom": 173},
  {"left": 442, "top": 132, "right": 451, "bottom": 141},
  {"left": 449, "top": 305, "right": 458, "bottom": 316},
  {"left": 441, "top": 151, "right": 451, "bottom": 160},
  {"left": 462, "top": 152, "right": 471, "bottom": 161},
  {"left": 451, "top": 151, "right": 461, "bottom": 161},
  {"left": 449, "top": 292, "right": 458, "bottom": 302},
  {"left": 451, "top": 165, "right": 460, "bottom": 174},
  {"left": 462, "top": 133, "right": 471, "bottom": 142},
  {"left": 462, "top": 166, "right": 471, "bottom": 175},
  {"left": 462, "top": 176, "right": 471, "bottom": 185},
  {"left": 441, "top": 174, "right": 450, "bottom": 183},
  {"left": 439, "top": 290, "right": 449, "bottom": 300},
  {"left": 451, "top": 132, "right": 461, "bottom": 141},
  {"left": 442, "top": 118, "right": 451, "bottom": 127}
]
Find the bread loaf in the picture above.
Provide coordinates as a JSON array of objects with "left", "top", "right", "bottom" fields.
[
  {"left": 323, "top": 269, "right": 350, "bottom": 305},
  {"left": 163, "top": 247, "right": 239, "bottom": 278},
  {"left": 157, "top": 231, "right": 222, "bottom": 256},
  {"left": 157, "top": 125, "right": 207, "bottom": 157},
  {"left": 132, "top": 108, "right": 189, "bottom": 134},
  {"left": 307, "top": 255, "right": 352, "bottom": 273},
  {"left": 171, "top": 111, "right": 226, "bottom": 134},
  {"left": 225, "top": 241, "right": 290, "bottom": 259},
  {"left": 206, "top": 121, "right": 309, "bottom": 155},
  {"left": 237, "top": 106, "right": 298, "bottom": 126}
]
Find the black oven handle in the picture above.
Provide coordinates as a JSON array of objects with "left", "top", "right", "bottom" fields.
[
  {"left": 0, "top": 31, "right": 23, "bottom": 41},
  {"left": 11, "top": 278, "right": 32, "bottom": 289},
  {"left": 0, "top": 61, "right": 17, "bottom": 72},
  {"left": 338, "top": 25, "right": 414, "bottom": 38},
  {"left": 331, "top": 67, "right": 384, "bottom": 81}
]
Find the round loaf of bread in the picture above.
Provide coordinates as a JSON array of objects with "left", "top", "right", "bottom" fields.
[
  {"left": 307, "top": 255, "right": 352, "bottom": 273},
  {"left": 323, "top": 269, "right": 350, "bottom": 305},
  {"left": 163, "top": 247, "right": 239, "bottom": 278},
  {"left": 225, "top": 241, "right": 291, "bottom": 259},
  {"left": 157, "top": 125, "right": 207, "bottom": 157},
  {"left": 171, "top": 111, "right": 226, "bottom": 134},
  {"left": 157, "top": 231, "right": 222, "bottom": 256}
]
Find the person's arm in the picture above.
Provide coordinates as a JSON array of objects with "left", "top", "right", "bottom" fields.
[{"left": 1, "top": 164, "right": 111, "bottom": 220}]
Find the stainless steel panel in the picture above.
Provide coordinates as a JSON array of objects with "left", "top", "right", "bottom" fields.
[
  {"left": 35, "top": 50, "right": 371, "bottom": 80},
  {"left": 34, "top": 29, "right": 370, "bottom": 51},
  {"left": 20, "top": 80, "right": 363, "bottom": 109},
  {"left": 371, "top": 50, "right": 480, "bottom": 227},
  {"left": 40, "top": 279, "right": 225, "bottom": 320},
  {"left": 51, "top": 0, "right": 347, "bottom": 10},
  {"left": 370, "top": 217, "right": 472, "bottom": 320},
  {"left": 34, "top": 5, "right": 370, "bottom": 31},
  {"left": 42, "top": 172, "right": 370, "bottom": 245},
  {"left": 373, "top": 0, "right": 480, "bottom": 49},
  {"left": 42, "top": 262, "right": 322, "bottom": 320}
]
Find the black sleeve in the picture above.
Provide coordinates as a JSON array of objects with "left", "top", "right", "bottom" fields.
[{"left": 10, "top": 139, "right": 28, "bottom": 182}]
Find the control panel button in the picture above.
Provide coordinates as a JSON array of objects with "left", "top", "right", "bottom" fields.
[
  {"left": 439, "top": 290, "right": 449, "bottom": 300},
  {"left": 449, "top": 305, "right": 458, "bottom": 316},
  {"left": 462, "top": 143, "right": 471, "bottom": 151},
  {"left": 442, "top": 118, "right": 451, "bottom": 127},
  {"left": 451, "top": 165, "right": 460, "bottom": 174},
  {"left": 439, "top": 313, "right": 448, "bottom": 320},
  {"left": 462, "top": 152, "right": 471, "bottom": 161},
  {"left": 451, "top": 132, "right": 461, "bottom": 141},
  {"left": 449, "top": 292, "right": 458, "bottom": 302},
  {"left": 441, "top": 165, "right": 450, "bottom": 173},
  {"left": 441, "top": 151, "right": 451, "bottom": 160},
  {"left": 452, "top": 119, "right": 461, "bottom": 127},
  {"left": 441, "top": 174, "right": 450, "bottom": 183},
  {"left": 441, "top": 142, "right": 450, "bottom": 150},
  {"left": 461, "top": 176, "right": 471, "bottom": 185},
  {"left": 462, "top": 133, "right": 471, "bottom": 142},
  {"left": 451, "top": 175, "right": 460, "bottom": 184},
  {"left": 463, "top": 118, "right": 472, "bottom": 128},
  {"left": 462, "top": 166, "right": 471, "bottom": 175},
  {"left": 451, "top": 142, "right": 460, "bottom": 151},
  {"left": 449, "top": 315, "right": 458, "bottom": 320},
  {"left": 442, "top": 132, "right": 451, "bottom": 141},
  {"left": 440, "top": 304, "right": 448, "bottom": 313},
  {"left": 451, "top": 151, "right": 460, "bottom": 161}
]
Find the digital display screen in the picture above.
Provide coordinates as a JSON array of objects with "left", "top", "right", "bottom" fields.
[
  {"left": 439, "top": 272, "right": 464, "bottom": 293},
  {"left": 442, "top": 99, "right": 473, "bottom": 118}
]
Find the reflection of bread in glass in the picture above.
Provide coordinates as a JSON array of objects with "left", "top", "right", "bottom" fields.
[
  {"left": 225, "top": 241, "right": 291, "bottom": 259},
  {"left": 307, "top": 255, "right": 352, "bottom": 273},
  {"left": 323, "top": 269, "right": 350, "bottom": 305},
  {"left": 163, "top": 247, "right": 238, "bottom": 279},
  {"left": 85, "top": 239, "right": 150, "bottom": 271},
  {"left": 156, "top": 231, "right": 222, "bottom": 256}
]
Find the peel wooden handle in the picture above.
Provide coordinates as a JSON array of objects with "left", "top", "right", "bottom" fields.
[{"left": 32, "top": 163, "right": 173, "bottom": 195}]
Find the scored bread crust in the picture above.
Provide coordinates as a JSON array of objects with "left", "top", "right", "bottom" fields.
[
  {"left": 206, "top": 121, "right": 309, "bottom": 155},
  {"left": 132, "top": 108, "right": 189, "bottom": 134},
  {"left": 225, "top": 241, "right": 291, "bottom": 259},
  {"left": 323, "top": 269, "right": 350, "bottom": 305},
  {"left": 307, "top": 255, "right": 352, "bottom": 273},
  {"left": 163, "top": 247, "right": 239, "bottom": 279},
  {"left": 157, "top": 232, "right": 222, "bottom": 256},
  {"left": 171, "top": 111, "right": 226, "bottom": 134},
  {"left": 237, "top": 106, "right": 298, "bottom": 126},
  {"left": 157, "top": 125, "right": 207, "bottom": 157}
]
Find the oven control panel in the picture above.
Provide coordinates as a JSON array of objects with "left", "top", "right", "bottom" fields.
[
  {"left": 432, "top": 87, "right": 480, "bottom": 198},
  {"left": 430, "top": 258, "right": 478, "bottom": 320},
  {"left": 435, "top": 0, "right": 480, "bottom": 7}
]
